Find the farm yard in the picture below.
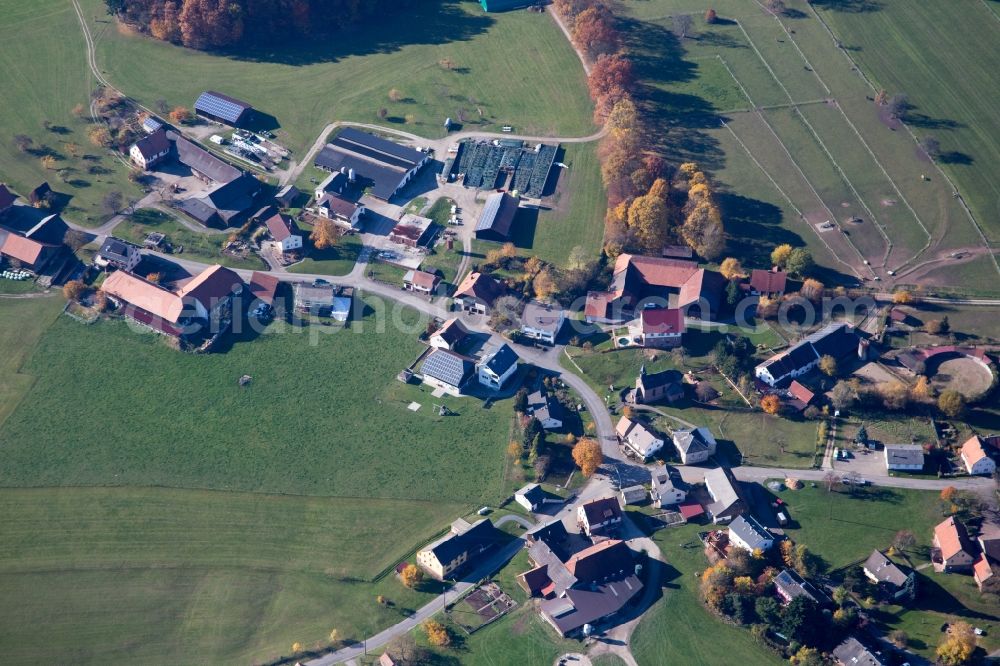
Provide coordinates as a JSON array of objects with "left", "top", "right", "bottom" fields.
[
  {"left": 617, "top": 0, "right": 997, "bottom": 289},
  {"left": 117, "top": 208, "right": 267, "bottom": 270},
  {"left": 80, "top": 0, "right": 595, "bottom": 155}
]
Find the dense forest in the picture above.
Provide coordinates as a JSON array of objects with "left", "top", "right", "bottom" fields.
[{"left": 104, "top": 0, "right": 416, "bottom": 48}]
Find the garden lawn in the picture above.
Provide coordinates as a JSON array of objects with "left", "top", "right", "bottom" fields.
[
  {"left": 288, "top": 232, "right": 363, "bottom": 276},
  {"left": 83, "top": 0, "right": 594, "bottom": 154},
  {"left": 0, "top": 486, "right": 462, "bottom": 665},
  {"left": 630, "top": 516, "right": 781, "bottom": 666},
  {"left": 0, "top": 295, "right": 65, "bottom": 429},
  {"left": 0, "top": 301, "right": 514, "bottom": 503},
  {"left": 117, "top": 208, "right": 266, "bottom": 270},
  {"left": 0, "top": 0, "right": 142, "bottom": 228}
]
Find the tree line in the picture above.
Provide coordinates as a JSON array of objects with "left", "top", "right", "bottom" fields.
[
  {"left": 104, "top": 0, "right": 414, "bottom": 48},
  {"left": 555, "top": 0, "right": 725, "bottom": 262}
]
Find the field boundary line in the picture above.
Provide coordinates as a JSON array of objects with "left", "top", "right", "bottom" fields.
[
  {"left": 719, "top": 119, "right": 863, "bottom": 278},
  {"left": 743, "top": 108, "right": 874, "bottom": 275},
  {"left": 979, "top": 0, "right": 1000, "bottom": 23},
  {"left": 745, "top": 7, "right": 936, "bottom": 273},
  {"left": 750, "top": 0, "right": 831, "bottom": 96},
  {"left": 734, "top": 16, "right": 895, "bottom": 270},
  {"left": 759, "top": 0, "right": 934, "bottom": 269},
  {"left": 806, "top": 2, "right": 1000, "bottom": 278},
  {"left": 789, "top": 106, "right": 895, "bottom": 268},
  {"left": 716, "top": 55, "right": 756, "bottom": 107}
]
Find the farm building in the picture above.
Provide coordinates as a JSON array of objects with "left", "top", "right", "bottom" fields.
[
  {"left": 755, "top": 322, "right": 859, "bottom": 387},
  {"left": 453, "top": 139, "right": 557, "bottom": 197},
  {"left": 416, "top": 518, "right": 499, "bottom": 580},
  {"left": 0, "top": 206, "right": 69, "bottom": 274},
  {"left": 883, "top": 444, "right": 925, "bottom": 471},
  {"left": 421, "top": 348, "right": 475, "bottom": 396},
  {"left": 178, "top": 173, "right": 263, "bottom": 229},
  {"left": 194, "top": 90, "right": 253, "bottom": 126},
  {"left": 315, "top": 128, "right": 430, "bottom": 201},
  {"left": 584, "top": 254, "right": 725, "bottom": 323},
  {"left": 388, "top": 214, "right": 435, "bottom": 248},
  {"left": 475, "top": 191, "right": 520, "bottom": 241},
  {"left": 100, "top": 264, "right": 244, "bottom": 340},
  {"left": 274, "top": 184, "right": 299, "bottom": 208},
  {"left": 129, "top": 129, "right": 170, "bottom": 170}
]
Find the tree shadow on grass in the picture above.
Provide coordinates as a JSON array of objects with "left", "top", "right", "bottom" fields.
[
  {"left": 938, "top": 151, "right": 973, "bottom": 165},
  {"left": 807, "top": 0, "right": 883, "bottom": 12},
  {"left": 212, "top": 0, "right": 494, "bottom": 66},
  {"left": 618, "top": 16, "right": 725, "bottom": 168}
]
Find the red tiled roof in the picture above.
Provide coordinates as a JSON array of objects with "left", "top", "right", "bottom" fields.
[
  {"left": 935, "top": 516, "right": 973, "bottom": 561},
  {"left": 264, "top": 212, "right": 298, "bottom": 242},
  {"left": 0, "top": 233, "right": 46, "bottom": 266},
  {"left": 249, "top": 271, "right": 279, "bottom": 305},
  {"left": 102, "top": 270, "right": 184, "bottom": 323},
  {"left": 640, "top": 307, "right": 684, "bottom": 335},
  {"left": 973, "top": 554, "right": 993, "bottom": 584},
  {"left": 617, "top": 254, "right": 701, "bottom": 292},
  {"left": 750, "top": 268, "right": 787, "bottom": 294},
  {"left": 788, "top": 380, "right": 815, "bottom": 405},
  {"left": 961, "top": 435, "right": 990, "bottom": 467},
  {"left": 679, "top": 503, "right": 704, "bottom": 519},
  {"left": 454, "top": 272, "right": 504, "bottom": 305},
  {"left": 177, "top": 264, "right": 244, "bottom": 307},
  {"left": 585, "top": 291, "right": 614, "bottom": 319},
  {"left": 406, "top": 269, "right": 439, "bottom": 290}
]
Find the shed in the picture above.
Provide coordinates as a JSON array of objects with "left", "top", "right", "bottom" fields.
[{"left": 620, "top": 485, "right": 647, "bottom": 506}]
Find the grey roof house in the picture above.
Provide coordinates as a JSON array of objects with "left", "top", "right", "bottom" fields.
[
  {"left": 672, "top": 426, "right": 717, "bottom": 465},
  {"left": 863, "top": 549, "right": 916, "bottom": 602}
]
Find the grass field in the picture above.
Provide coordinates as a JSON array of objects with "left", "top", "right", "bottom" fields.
[
  {"left": 630, "top": 515, "right": 781, "bottom": 666},
  {"left": 0, "top": 486, "right": 462, "bottom": 665},
  {"left": 814, "top": 0, "right": 1000, "bottom": 243},
  {"left": 288, "top": 232, "right": 363, "bottom": 276},
  {"left": 0, "top": 303, "right": 514, "bottom": 503},
  {"left": 517, "top": 143, "right": 607, "bottom": 267},
  {"left": 117, "top": 208, "right": 267, "bottom": 270},
  {"left": 0, "top": 0, "right": 142, "bottom": 228},
  {"left": 616, "top": 0, "right": 994, "bottom": 289},
  {"left": 0, "top": 295, "right": 65, "bottom": 430},
  {"left": 82, "top": 0, "right": 595, "bottom": 155}
]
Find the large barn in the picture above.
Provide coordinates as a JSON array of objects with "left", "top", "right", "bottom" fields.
[
  {"left": 194, "top": 91, "right": 253, "bottom": 127},
  {"left": 315, "top": 128, "right": 430, "bottom": 201}
]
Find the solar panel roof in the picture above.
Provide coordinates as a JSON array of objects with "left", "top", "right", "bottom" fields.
[{"left": 195, "top": 91, "right": 252, "bottom": 125}]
